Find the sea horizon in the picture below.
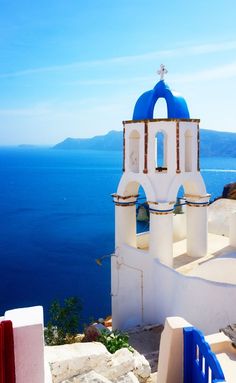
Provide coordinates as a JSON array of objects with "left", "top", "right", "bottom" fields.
[{"left": 0, "top": 147, "right": 235, "bottom": 325}]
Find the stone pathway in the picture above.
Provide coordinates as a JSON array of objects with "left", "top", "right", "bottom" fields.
[{"left": 127, "top": 325, "right": 163, "bottom": 373}]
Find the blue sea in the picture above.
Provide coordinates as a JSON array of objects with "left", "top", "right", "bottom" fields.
[{"left": 0, "top": 148, "right": 235, "bottom": 325}]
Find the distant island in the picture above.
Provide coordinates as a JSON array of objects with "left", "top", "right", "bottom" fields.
[
  {"left": 53, "top": 129, "right": 236, "bottom": 157},
  {"left": 18, "top": 144, "right": 39, "bottom": 148}
]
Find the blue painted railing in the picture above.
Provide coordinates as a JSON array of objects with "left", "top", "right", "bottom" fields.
[{"left": 184, "top": 327, "right": 225, "bottom": 383}]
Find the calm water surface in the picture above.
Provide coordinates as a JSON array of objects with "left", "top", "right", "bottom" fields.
[{"left": 0, "top": 148, "right": 235, "bottom": 324}]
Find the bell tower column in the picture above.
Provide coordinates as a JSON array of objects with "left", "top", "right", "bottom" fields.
[
  {"left": 149, "top": 202, "right": 175, "bottom": 267},
  {"left": 112, "top": 194, "right": 138, "bottom": 248},
  {"left": 185, "top": 194, "right": 210, "bottom": 258}
]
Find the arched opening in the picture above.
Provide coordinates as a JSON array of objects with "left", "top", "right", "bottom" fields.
[
  {"left": 171, "top": 177, "right": 208, "bottom": 267},
  {"left": 136, "top": 185, "right": 149, "bottom": 250},
  {"left": 153, "top": 97, "right": 168, "bottom": 118},
  {"left": 119, "top": 181, "right": 150, "bottom": 251},
  {"left": 171, "top": 184, "right": 189, "bottom": 269},
  {"left": 173, "top": 185, "right": 187, "bottom": 244},
  {"left": 136, "top": 185, "right": 149, "bottom": 231},
  {"left": 155, "top": 131, "right": 167, "bottom": 171},
  {"left": 185, "top": 130, "right": 193, "bottom": 172},
  {"left": 129, "top": 130, "right": 140, "bottom": 173}
]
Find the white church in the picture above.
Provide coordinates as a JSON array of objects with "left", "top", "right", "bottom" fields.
[{"left": 111, "top": 65, "right": 236, "bottom": 334}]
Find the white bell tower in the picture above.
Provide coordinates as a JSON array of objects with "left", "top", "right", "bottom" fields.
[{"left": 111, "top": 67, "right": 210, "bottom": 329}]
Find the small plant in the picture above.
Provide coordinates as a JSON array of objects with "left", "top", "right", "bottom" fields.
[
  {"left": 44, "top": 296, "right": 82, "bottom": 346},
  {"left": 98, "top": 330, "right": 133, "bottom": 354}
]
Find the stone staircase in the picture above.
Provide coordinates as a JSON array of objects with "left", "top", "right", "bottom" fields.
[
  {"left": 143, "top": 351, "right": 159, "bottom": 373},
  {"left": 128, "top": 325, "right": 163, "bottom": 373}
]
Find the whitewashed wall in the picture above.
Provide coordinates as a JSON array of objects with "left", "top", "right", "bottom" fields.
[
  {"left": 188, "top": 258, "right": 236, "bottom": 283},
  {"left": 173, "top": 213, "right": 186, "bottom": 242},
  {"left": 209, "top": 199, "right": 236, "bottom": 236},
  {"left": 112, "top": 244, "right": 236, "bottom": 335},
  {"left": 4, "top": 306, "right": 45, "bottom": 383}
]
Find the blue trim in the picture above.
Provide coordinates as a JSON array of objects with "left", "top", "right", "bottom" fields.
[
  {"left": 113, "top": 201, "right": 135, "bottom": 206},
  {"left": 186, "top": 201, "right": 209, "bottom": 205},
  {"left": 133, "top": 80, "right": 190, "bottom": 120},
  {"left": 149, "top": 208, "right": 174, "bottom": 213}
]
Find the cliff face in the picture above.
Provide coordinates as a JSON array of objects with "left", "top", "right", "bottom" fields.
[
  {"left": 54, "top": 130, "right": 122, "bottom": 151},
  {"left": 53, "top": 129, "right": 236, "bottom": 157},
  {"left": 222, "top": 183, "right": 236, "bottom": 199},
  {"left": 200, "top": 129, "right": 236, "bottom": 157}
]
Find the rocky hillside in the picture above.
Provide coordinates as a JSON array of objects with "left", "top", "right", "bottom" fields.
[{"left": 53, "top": 129, "right": 236, "bottom": 157}]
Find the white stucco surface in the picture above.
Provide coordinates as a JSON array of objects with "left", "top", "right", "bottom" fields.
[
  {"left": 112, "top": 242, "right": 236, "bottom": 334},
  {"left": 229, "top": 212, "right": 236, "bottom": 247},
  {"left": 208, "top": 198, "right": 236, "bottom": 236},
  {"left": 4, "top": 306, "right": 45, "bottom": 383},
  {"left": 5, "top": 305, "right": 44, "bottom": 327},
  {"left": 173, "top": 213, "right": 186, "bottom": 242},
  {"left": 174, "top": 233, "right": 231, "bottom": 273},
  {"left": 189, "top": 257, "right": 236, "bottom": 283},
  {"left": 157, "top": 317, "right": 191, "bottom": 383}
]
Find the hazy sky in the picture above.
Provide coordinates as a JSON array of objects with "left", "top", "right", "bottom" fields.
[{"left": 1, "top": 0, "right": 236, "bottom": 145}]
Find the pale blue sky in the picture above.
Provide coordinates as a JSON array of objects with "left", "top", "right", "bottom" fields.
[{"left": 1, "top": 0, "right": 236, "bottom": 145}]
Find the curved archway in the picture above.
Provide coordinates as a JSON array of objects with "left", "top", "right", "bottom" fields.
[
  {"left": 173, "top": 185, "right": 187, "bottom": 245},
  {"left": 117, "top": 173, "right": 156, "bottom": 202},
  {"left": 167, "top": 174, "right": 208, "bottom": 260},
  {"left": 153, "top": 97, "right": 168, "bottom": 118},
  {"left": 155, "top": 130, "right": 168, "bottom": 171},
  {"left": 133, "top": 80, "right": 190, "bottom": 120},
  {"left": 136, "top": 184, "right": 149, "bottom": 229},
  {"left": 116, "top": 177, "right": 155, "bottom": 250},
  {"left": 167, "top": 174, "right": 207, "bottom": 202}
]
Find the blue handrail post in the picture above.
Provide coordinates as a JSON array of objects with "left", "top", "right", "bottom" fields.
[
  {"left": 184, "top": 327, "right": 195, "bottom": 383},
  {"left": 183, "top": 327, "right": 225, "bottom": 383}
]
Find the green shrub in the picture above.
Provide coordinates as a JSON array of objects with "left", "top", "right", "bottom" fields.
[
  {"left": 44, "top": 296, "right": 82, "bottom": 345},
  {"left": 98, "top": 330, "right": 133, "bottom": 354}
]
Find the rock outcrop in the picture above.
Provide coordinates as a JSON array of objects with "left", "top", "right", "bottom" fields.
[
  {"left": 45, "top": 343, "right": 151, "bottom": 383},
  {"left": 222, "top": 182, "right": 236, "bottom": 200},
  {"left": 62, "top": 370, "right": 140, "bottom": 382}
]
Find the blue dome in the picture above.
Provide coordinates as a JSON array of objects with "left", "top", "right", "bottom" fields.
[{"left": 133, "top": 80, "right": 190, "bottom": 120}]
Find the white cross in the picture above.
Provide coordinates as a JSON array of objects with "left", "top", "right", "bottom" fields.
[{"left": 157, "top": 64, "right": 168, "bottom": 80}]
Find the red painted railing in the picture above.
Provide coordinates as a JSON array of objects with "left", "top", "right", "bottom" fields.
[{"left": 0, "top": 321, "right": 15, "bottom": 383}]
